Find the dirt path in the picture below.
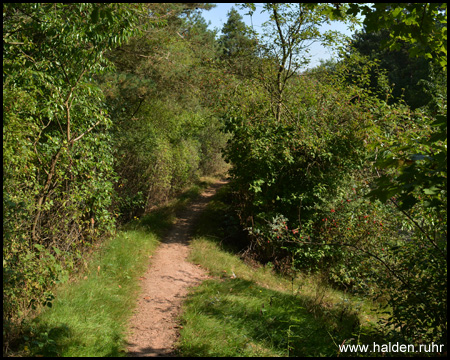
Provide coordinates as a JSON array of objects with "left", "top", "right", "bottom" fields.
[{"left": 126, "top": 179, "right": 228, "bottom": 357}]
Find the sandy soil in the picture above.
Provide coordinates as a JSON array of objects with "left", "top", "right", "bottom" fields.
[{"left": 126, "top": 179, "right": 227, "bottom": 357}]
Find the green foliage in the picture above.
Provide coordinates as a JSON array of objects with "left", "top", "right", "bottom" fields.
[
  {"left": 3, "top": 3, "right": 144, "bottom": 350},
  {"left": 346, "top": 3, "right": 447, "bottom": 71},
  {"left": 340, "top": 5, "right": 447, "bottom": 344},
  {"left": 346, "top": 28, "right": 446, "bottom": 110},
  {"left": 9, "top": 177, "right": 214, "bottom": 357},
  {"left": 3, "top": 1, "right": 446, "bottom": 355},
  {"left": 3, "top": 6, "right": 228, "bottom": 348},
  {"left": 218, "top": 7, "right": 258, "bottom": 65},
  {"left": 223, "top": 66, "right": 373, "bottom": 267},
  {"left": 368, "top": 114, "right": 446, "bottom": 212},
  {"left": 222, "top": 2, "right": 447, "bottom": 349},
  {"left": 241, "top": 3, "right": 358, "bottom": 121},
  {"left": 366, "top": 110, "right": 447, "bottom": 345},
  {"left": 101, "top": 5, "right": 228, "bottom": 222}
]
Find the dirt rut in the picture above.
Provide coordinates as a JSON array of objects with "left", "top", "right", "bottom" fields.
[{"left": 126, "top": 180, "right": 227, "bottom": 357}]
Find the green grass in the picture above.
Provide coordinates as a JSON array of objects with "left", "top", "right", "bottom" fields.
[
  {"left": 18, "top": 176, "right": 219, "bottom": 357},
  {"left": 23, "top": 228, "right": 160, "bottom": 357},
  {"left": 176, "top": 184, "right": 387, "bottom": 357}
]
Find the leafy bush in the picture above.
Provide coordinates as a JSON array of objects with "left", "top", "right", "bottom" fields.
[
  {"left": 223, "top": 68, "right": 371, "bottom": 263},
  {"left": 222, "top": 46, "right": 447, "bottom": 347},
  {"left": 3, "top": 3, "right": 143, "bottom": 349}
]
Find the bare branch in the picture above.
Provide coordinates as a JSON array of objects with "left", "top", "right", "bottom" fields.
[{"left": 71, "top": 119, "right": 102, "bottom": 143}]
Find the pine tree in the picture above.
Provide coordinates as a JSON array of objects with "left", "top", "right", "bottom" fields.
[{"left": 219, "top": 7, "right": 257, "bottom": 59}]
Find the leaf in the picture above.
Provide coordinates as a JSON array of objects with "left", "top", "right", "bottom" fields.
[
  {"left": 105, "top": 9, "right": 114, "bottom": 23},
  {"left": 430, "top": 115, "right": 446, "bottom": 127},
  {"left": 91, "top": 6, "right": 99, "bottom": 24},
  {"left": 347, "top": 4, "right": 360, "bottom": 17},
  {"left": 52, "top": 246, "right": 61, "bottom": 255},
  {"left": 423, "top": 187, "right": 439, "bottom": 195},
  {"left": 404, "top": 15, "right": 419, "bottom": 26},
  {"left": 391, "top": 7, "right": 403, "bottom": 18}
]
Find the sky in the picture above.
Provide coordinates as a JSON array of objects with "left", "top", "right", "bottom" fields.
[{"left": 200, "top": 3, "right": 363, "bottom": 69}]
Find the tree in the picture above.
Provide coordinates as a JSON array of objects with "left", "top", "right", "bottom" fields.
[
  {"left": 3, "top": 3, "right": 145, "bottom": 344},
  {"left": 99, "top": 3, "right": 227, "bottom": 219},
  {"left": 242, "top": 3, "right": 357, "bottom": 121},
  {"left": 223, "top": 2, "right": 447, "bottom": 346},
  {"left": 222, "top": 4, "right": 371, "bottom": 268},
  {"left": 219, "top": 7, "right": 257, "bottom": 59},
  {"left": 347, "top": 3, "right": 447, "bottom": 71},
  {"left": 342, "top": 3, "right": 447, "bottom": 345},
  {"left": 348, "top": 28, "right": 440, "bottom": 109},
  {"left": 338, "top": 3, "right": 448, "bottom": 225}
]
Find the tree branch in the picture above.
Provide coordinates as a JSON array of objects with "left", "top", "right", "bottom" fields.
[
  {"left": 70, "top": 119, "right": 102, "bottom": 143},
  {"left": 64, "top": 67, "right": 87, "bottom": 142},
  {"left": 390, "top": 198, "right": 445, "bottom": 258},
  {"left": 282, "top": 237, "right": 411, "bottom": 288}
]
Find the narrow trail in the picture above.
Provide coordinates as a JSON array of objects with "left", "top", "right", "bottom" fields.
[{"left": 126, "top": 179, "right": 228, "bottom": 357}]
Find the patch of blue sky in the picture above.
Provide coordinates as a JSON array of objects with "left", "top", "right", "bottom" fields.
[{"left": 200, "top": 3, "right": 363, "bottom": 70}]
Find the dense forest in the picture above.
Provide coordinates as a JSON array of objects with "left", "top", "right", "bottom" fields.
[{"left": 3, "top": 3, "right": 447, "bottom": 355}]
